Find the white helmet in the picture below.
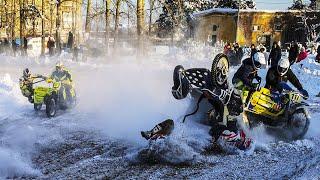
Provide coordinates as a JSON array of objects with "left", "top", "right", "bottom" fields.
[
  {"left": 252, "top": 52, "right": 264, "bottom": 70},
  {"left": 56, "top": 61, "right": 64, "bottom": 70},
  {"left": 277, "top": 58, "right": 290, "bottom": 76}
]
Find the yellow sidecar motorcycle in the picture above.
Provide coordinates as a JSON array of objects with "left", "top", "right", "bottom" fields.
[
  {"left": 20, "top": 77, "right": 76, "bottom": 117},
  {"left": 242, "top": 84, "right": 310, "bottom": 140}
]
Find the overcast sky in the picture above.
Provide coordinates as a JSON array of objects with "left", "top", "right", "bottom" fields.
[{"left": 255, "top": 0, "right": 295, "bottom": 10}]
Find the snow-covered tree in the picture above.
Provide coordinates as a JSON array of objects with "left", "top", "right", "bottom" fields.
[
  {"left": 309, "top": 0, "right": 317, "bottom": 9},
  {"left": 184, "top": 0, "right": 217, "bottom": 13},
  {"left": 156, "top": 0, "right": 256, "bottom": 38},
  {"left": 215, "top": 0, "right": 256, "bottom": 9},
  {"left": 289, "top": 0, "right": 307, "bottom": 10},
  {"left": 288, "top": 0, "right": 320, "bottom": 43},
  {"left": 289, "top": 0, "right": 317, "bottom": 10}
]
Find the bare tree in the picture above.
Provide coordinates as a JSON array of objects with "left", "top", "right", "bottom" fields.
[
  {"left": 85, "top": 0, "right": 92, "bottom": 33},
  {"left": 114, "top": 0, "right": 121, "bottom": 46},
  {"left": 137, "top": 0, "right": 144, "bottom": 35},
  {"left": 137, "top": 0, "right": 144, "bottom": 55},
  {"left": 105, "top": 0, "right": 111, "bottom": 52},
  {"left": 148, "top": 0, "right": 155, "bottom": 36}
]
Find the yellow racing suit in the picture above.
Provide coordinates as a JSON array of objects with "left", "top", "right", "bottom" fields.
[{"left": 50, "top": 69, "right": 73, "bottom": 102}]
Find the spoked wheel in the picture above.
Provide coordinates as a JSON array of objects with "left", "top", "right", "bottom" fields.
[
  {"left": 34, "top": 103, "right": 42, "bottom": 111},
  {"left": 46, "top": 97, "right": 57, "bottom": 117},
  {"left": 286, "top": 109, "right": 310, "bottom": 140},
  {"left": 211, "top": 53, "right": 230, "bottom": 87}
]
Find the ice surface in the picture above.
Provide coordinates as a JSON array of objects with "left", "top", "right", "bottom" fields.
[{"left": 0, "top": 49, "right": 319, "bottom": 178}]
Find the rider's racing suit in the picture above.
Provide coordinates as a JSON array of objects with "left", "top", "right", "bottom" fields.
[{"left": 50, "top": 69, "right": 73, "bottom": 102}]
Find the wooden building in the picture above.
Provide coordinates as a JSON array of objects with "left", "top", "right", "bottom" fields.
[{"left": 192, "top": 5, "right": 320, "bottom": 50}]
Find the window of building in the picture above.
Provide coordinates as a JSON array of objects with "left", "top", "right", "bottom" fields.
[
  {"left": 253, "top": 25, "right": 261, "bottom": 31},
  {"left": 212, "top": 25, "right": 218, "bottom": 32}
]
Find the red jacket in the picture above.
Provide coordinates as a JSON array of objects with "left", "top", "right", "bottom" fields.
[{"left": 297, "top": 51, "right": 308, "bottom": 62}]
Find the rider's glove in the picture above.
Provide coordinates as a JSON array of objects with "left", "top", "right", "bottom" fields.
[{"left": 298, "top": 88, "right": 309, "bottom": 99}]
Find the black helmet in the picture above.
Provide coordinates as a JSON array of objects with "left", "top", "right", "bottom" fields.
[
  {"left": 172, "top": 65, "right": 190, "bottom": 100},
  {"left": 23, "top": 68, "right": 30, "bottom": 78}
]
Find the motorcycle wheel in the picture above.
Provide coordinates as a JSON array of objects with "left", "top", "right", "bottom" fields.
[
  {"left": 46, "top": 97, "right": 57, "bottom": 117},
  {"left": 286, "top": 109, "right": 310, "bottom": 140},
  {"left": 211, "top": 53, "right": 230, "bottom": 87},
  {"left": 34, "top": 103, "right": 42, "bottom": 111}
]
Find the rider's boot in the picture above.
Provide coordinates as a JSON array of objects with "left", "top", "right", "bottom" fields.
[{"left": 141, "top": 119, "right": 174, "bottom": 140}]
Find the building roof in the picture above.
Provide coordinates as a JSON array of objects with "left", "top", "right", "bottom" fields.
[
  {"left": 192, "top": 8, "right": 238, "bottom": 18},
  {"left": 192, "top": 8, "right": 320, "bottom": 18}
]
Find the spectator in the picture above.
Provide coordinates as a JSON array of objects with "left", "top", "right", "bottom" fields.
[
  {"left": 289, "top": 43, "right": 300, "bottom": 65},
  {"left": 67, "top": 31, "right": 74, "bottom": 49},
  {"left": 3, "top": 38, "right": 10, "bottom": 53},
  {"left": 47, "top": 36, "right": 55, "bottom": 56},
  {"left": 268, "top": 42, "right": 282, "bottom": 67},
  {"left": 0, "top": 39, "right": 3, "bottom": 54},
  {"left": 260, "top": 47, "right": 269, "bottom": 68},
  {"left": 73, "top": 44, "right": 79, "bottom": 61},
  {"left": 316, "top": 44, "right": 320, "bottom": 63},
  {"left": 234, "top": 42, "right": 243, "bottom": 64},
  {"left": 224, "top": 42, "right": 232, "bottom": 54},
  {"left": 297, "top": 47, "right": 308, "bottom": 63},
  {"left": 23, "top": 37, "right": 28, "bottom": 56},
  {"left": 12, "top": 40, "right": 17, "bottom": 56},
  {"left": 250, "top": 44, "right": 256, "bottom": 53}
]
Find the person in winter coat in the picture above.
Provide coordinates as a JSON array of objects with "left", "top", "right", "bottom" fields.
[
  {"left": 297, "top": 47, "right": 308, "bottom": 63},
  {"left": 316, "top": 45, "right": 320, "bottom": 63},
  {"left": 224, "top": 43, "right": 232, "bottom": 54},
  {"left": 259, "top": 48, "right": 267, "bottom": 68},
  {"left": 67, "top": 31, "right": 74, "bottom": 49},
  {"left": 234, "top": 42, "right": 243, "bottom": 64},
  {"left": 265, "top": 58, "right": 308, "bottom": 98},
  {"left": 47, "top": 37, "right": 55, "bottom": 56},
  {"left": 268, "top": 42, "right": 281, "bottom": 67},
  {"left": 288, "top": 43, "right": 300, "bottom": 65},
  {"left": 232, "top": 49, "right": 262, "bottom": 92}
]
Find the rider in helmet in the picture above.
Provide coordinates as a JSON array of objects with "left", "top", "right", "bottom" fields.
[
  {"left": 232, "top": 49, "right": 263, "bottom": 103},
  {"left": 50, "top": 62, "right": 73, "bottom": 101},
  {"left": 19, "top": 68, "right": 43, "bottom": 102},
  {"left": 265, "top": 58, "right": 308, "bottom": 98},
  {"left": 172, "top": 65, "right": 252, "bottom": 152}
]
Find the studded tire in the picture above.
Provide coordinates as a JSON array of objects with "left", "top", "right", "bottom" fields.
[{"left": 211, "top": 53, "right": 230, "bottom": 87}]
